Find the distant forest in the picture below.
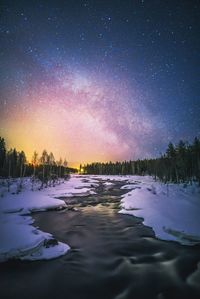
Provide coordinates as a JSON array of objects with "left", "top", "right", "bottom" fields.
[
  {"left": 81, "top": 138, "right": 200, "bottom": 184},
  {"left": 0, "top": 137, "right": 76, "bottom": 188},
  {"left": 1, "top": 136, "right": 199, "bottom": 185}
]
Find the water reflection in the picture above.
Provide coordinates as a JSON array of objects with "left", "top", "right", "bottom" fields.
[{"left": 1, "top": 180, "right": 200, "bottom": 299}]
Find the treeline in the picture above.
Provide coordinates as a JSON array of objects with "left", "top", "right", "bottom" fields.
[
  {"left": 0, "top": 137, "right": 76, "bottom": 188},
  {"left": 81, "top": 138, "right": 200, "bottom": 184}
]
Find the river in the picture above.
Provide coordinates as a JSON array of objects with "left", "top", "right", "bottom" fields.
[{"left": 0, "top": 179, "right": 200, "bottom": 299}]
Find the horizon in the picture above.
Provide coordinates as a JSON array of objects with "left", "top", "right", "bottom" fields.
[{"left": 1, "top": 135, "right": 199, "bottom": 170}]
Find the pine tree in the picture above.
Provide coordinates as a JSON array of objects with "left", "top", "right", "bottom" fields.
[
  {"left": 0, "top": 137, "right": 6, "bottom": 175},
  {"left": 31, "top": 151, "right": 38, "bottom": 190}
]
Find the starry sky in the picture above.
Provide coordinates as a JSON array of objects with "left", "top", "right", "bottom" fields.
[{"left": 0, "top": 0, "right": 199, "bottom": 166}]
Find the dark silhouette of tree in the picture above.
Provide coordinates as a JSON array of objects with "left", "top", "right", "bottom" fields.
[
  {"left": 31, "top": 151, "right": 38, "bottom": 190},
  {"left": 83, "top": 138, "right": 200, "bottom": 184},
  {"left": 0, "top": 136, "right": 199, "bottom": 185},
  {"left": 32, "top": 151, "right": 38, "bottom": 177},
  {"left": 39, "top": 150, "right": 48, "bottom": 187},
  {"left": 18, "top": 151, "right": 26, "bottom": 189},
  {"left": 0, "top": 137, "right": 6, "bottom": 173}
]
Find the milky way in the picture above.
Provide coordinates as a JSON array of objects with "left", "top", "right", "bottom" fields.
[{"left": 0, "top": 0, "right": 199, "bottom": 165}]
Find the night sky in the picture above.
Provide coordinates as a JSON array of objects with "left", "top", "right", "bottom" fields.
[{"left": 0, "top": 0, "right": 199, "bottom": 166}]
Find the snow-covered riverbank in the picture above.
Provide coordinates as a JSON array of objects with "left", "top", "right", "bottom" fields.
[
  {"left": 1, "top": 174, "right": 200, "bottom": 263},
  {"left": 0, "top": 176, "right": 96, "bottom": 262},
  {"left": 119, "top": 176, "right": 200, "bottom": 245}
]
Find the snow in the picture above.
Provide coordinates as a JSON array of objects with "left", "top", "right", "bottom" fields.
[
  {"left": 0, "top": 191, "right": 66, "bottom": 214},
  {"left": 90, "top": 175, "right": 130, "bottom": 182},
  {"left": 20, "top": 241, "right": 69, "bottom": 261},
  {"left": 104, "top": 182, "right": 113, "bottom": 186},
  {"left": 0, "top": 214, "right": 70, "bottom": 262},
  {"left": 1, "top": 174, "right": 199, "bottom": 263},
  {"left": 0, "top": 175, "right": 97, "bottom": 262},
  {"left": 48, "top": 176, "right": 98, "bottom": 197},
  {"left": 119, "top": 176, "right": 200, "bottom": 245},
  {"left": 121, "top": 184, "right": 139, "bottom": 190}
]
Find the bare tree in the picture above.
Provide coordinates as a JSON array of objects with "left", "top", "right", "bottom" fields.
[
  {"left": 56, "top": 158, "right": 63, "bottom": 181},
  {"left": 40, "top": 150, "right": 48, "bottom": 188},
  {"left": 31, "top": 151, "right": 38, "bottom": 190},
  {"left": 49, "top": 152, "right": 55, "bottom": 186},
  {"left": 18, "top": 151, "right": 26, "bottom": 190}
]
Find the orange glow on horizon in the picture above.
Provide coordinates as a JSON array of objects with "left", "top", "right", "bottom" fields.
[{"left": 0, "top": 68, "right": 162, "bottom": 163}]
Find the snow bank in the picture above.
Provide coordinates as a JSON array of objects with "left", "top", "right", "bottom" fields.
[
  {"left": 0, "top": 211, "right": 70, "bottom": 262},
  {"left": 0, "top": 175, "right": 97, "bottom": 262},
  {"left": 0, "top": 191, "right": 67, "bottom": 214},
  {"left": 48, "top": 176, "right": 98, "bottom": 197},
  {"left": 119, "top": 177, "right": 200, "bottom": 245},
  {"left": 0, "top": 182, "right": 69, "bottom": 262},
  {"left": 0, "top": 219, "right": 69, "bottom": 262}
]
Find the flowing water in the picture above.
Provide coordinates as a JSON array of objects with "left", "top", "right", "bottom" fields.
[{"left": 1, "top": 180, "right": 200, "bottom": 299}]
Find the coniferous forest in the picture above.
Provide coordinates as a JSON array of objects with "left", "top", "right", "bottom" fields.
[
  {"left": 1, "top": 136, "right": 200, "bottom": 185},
  {"left": 81, "top": 138, "right": 200, "bottom": 184}
]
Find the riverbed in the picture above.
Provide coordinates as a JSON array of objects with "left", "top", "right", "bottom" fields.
[{"left": 0, "top": 179, "right": 200, "bottom": 299}]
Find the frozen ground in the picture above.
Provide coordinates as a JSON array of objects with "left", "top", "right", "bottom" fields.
[
  {"left": 119, "top": 176, "right": 200, "bottom": 245},
  {"left": 0, "top": 175, "right": 97, "bottom": 262}
]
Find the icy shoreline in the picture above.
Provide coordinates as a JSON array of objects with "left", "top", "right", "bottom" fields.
[
  {"left": 1, "top": 174, "right": 200, "bottom": 262},
  {"left": 119, "top": 176, "right": 200, "bottom": 245},
  {"left": 0, "top": 175, "right": 96, "bottom": 262}
]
